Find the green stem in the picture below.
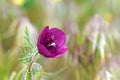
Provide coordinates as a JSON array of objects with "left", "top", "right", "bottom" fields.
[
  {"left": 26, "top": 72, "right": 32, "bottom": 80},
  {"left": 26, "top": 52, "right": 38, "bottom": 80}
]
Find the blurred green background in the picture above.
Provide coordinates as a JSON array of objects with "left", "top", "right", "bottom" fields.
[{"left": 0, "top": 0, "right": 120, "bottom": 80}]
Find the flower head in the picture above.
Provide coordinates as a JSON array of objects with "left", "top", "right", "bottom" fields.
[{"left": 37, "top": 26, "right": 68, "bottom": 58}]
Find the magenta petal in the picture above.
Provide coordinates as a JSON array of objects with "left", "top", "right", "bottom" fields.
[
  {"left": 52, "top": 46, "right": 68, "bottom": 58},
  {"left": 38, "top": 26, "right": 49, "bottom": 43},
  {"left": 58, "top": 46, "right": 68, "bottom": 54},
  {"left": 38, "top": 44, "right": 60, "bottom": 58},
  {"left": 37, "top": 44, "right": 53, "bottom": 57},
  {"left": 48, "top": 28, "right": 66, "bottom": 47}
]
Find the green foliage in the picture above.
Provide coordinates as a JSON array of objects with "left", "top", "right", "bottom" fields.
[
  {"left": 36, "top": 71, "right": 43, "bottom": 80},
  {"left": 19, "top": 27, "right": 40, "bottom": 80},
  {"left": 14, "top": 66, "right": 27, "bottom": 80},
  {"left": 26, "top": 72, "right": 32, "bottom": 80},
  {"left": 19, "top": 27, "right": 38, "bottom": 64}
]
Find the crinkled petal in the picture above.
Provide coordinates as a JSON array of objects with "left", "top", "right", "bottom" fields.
[
  {"left": 38, "top": 26, "right": 49, "bottom": 44},
  {"left": 48, "top": 28, "right": 66, "bottom": 47}
]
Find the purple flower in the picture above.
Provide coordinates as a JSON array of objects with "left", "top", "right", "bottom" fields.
[{"left": 37, "top": 26, "right": 68, "bottom": 58}]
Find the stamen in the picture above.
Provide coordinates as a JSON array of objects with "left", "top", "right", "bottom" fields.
[
  {"left": 47, "top": 42, "right": 56, "bottom": 48},
  {"left": 51, "top": 42, "right": 56, "bottom": 47}
]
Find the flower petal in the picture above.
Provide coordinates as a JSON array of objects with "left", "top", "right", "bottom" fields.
[
  {"left": 58, "top": 46, "right": 68, "bottom": 54},
  {"left": 37, "top": 44, "right": 53, "bottom": 58},
  {"left": 48, "top": 28, "right": 66, "bottom": 47},
  {"left": 38, "top": 26, "right": 49, "bottom": 44},
  {"left": 51, "top": 46, "right": 68, "bottom": 58}
]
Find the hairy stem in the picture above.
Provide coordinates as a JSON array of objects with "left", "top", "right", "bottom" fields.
[{"left": 26, "top": 52, "right": 38, "bottom": 80}]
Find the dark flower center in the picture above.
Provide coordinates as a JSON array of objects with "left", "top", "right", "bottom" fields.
[{"left": 43, "top": 34, "right": 57, "bottom": 49}]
